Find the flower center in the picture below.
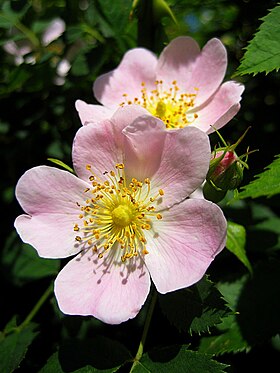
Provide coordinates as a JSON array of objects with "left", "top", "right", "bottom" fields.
[
  {"left": 120, "top": 80, "right": 198, "bottom": 129},
  {"left": 74, "top": 163, "right": 164, "bottom": 262},
  {"left": 111, "top": 204, "right": 133, "bottom": 227}
]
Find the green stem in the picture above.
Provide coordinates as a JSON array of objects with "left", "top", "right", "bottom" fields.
[
  {"left": 17, "top": 282, "right": 54, "bottom": 332},
  {"left": 14, "top": 20, "right": 41, "bottom": 49},
  {"left": 130, "top": 289, "right": 157, "bottom": 372},
  {"left": 0, "top": 12, "right": 41, "bottom": 48}
]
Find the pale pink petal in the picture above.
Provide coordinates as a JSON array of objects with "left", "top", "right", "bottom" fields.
[
  {"left": 42, "top": 18, "right": 65, "bottom": 46},
  {"left": 122, "top": 115, "right": 167, "bottom": 181},
  {"left": 123, "top": 121, "right": 211, "bottom": 208},
  {"left": 156, "top": 36, "right": 200, "bottom": 86},
  {"left": 191, "top": 81, "right": 245, "bottom": 134},
  {"left": 54, "top": 249, "right": 151, "bottom": 324},
  {"left": 93, "top": 48, "right": 158, "bottom": 108},
  {"left": 157, "top": 37, "right": 227, "bottom": 106},
  {"left": 75, "top": 99, "right": 115, "bottom": 125},
  {"left": 14, "top": 166, "right": 90, "bottom": 258},
  {"left": 144, "top": 198, "right": 227, "bottom": 293},
  {"left": 73, "top": 105, "right": 150, "bottom": 181}
]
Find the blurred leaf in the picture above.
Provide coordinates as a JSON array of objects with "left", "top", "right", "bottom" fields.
[
  {"left": 236, "top": 259, "right": 280, "bottom": 344},
  {"left": 132, "top": 346, "right": 229, "bottom": 372},
  {"left": 238, "top": 154, "right": 280, "bottom": 198},
  {"left": 0, "top": 67, "right": 31, "bottom": 96},
  {"left": 71, "top": 53, "right": 89, "bottom": 76},
  {"left": 97, "top": 0, "right": 133, "bottom": 34},
  {"left": 226, "top": 221, "right": 252, "bottom": 273},
  {"left": 237, "top": 5, "right": 280, "bottom": 75},
  {"left": 153, "top": 0, "right": 177, "bottom": 24},
  {"left": 39, "top": 336, "right": 132, "bottom": 372},
  {"left": 249, "top": 216, "right": 280, "bottom": 252},
  {"left": 1, "top": 232, "right": 60, "bottom": 286},
  {"left": 0, "top": 319, "right": 38, "bottom": 373},
  {"left": 159, "top": 276, "right": 230, "bottom": 334}
]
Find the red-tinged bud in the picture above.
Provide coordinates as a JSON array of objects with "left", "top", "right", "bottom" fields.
[
  {"left": 203, "top": 127, "right": 254, "bottom": 203},
  {"left": 207, "top": 149, "right": 244, "bottom": 190}
]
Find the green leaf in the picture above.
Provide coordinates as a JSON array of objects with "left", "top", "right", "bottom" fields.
[
  {"left": 199, "top": 314, "right": 250, "bottom": 355},
  {"left": 235, "top": 259, "right": 280, "bottom": 344},
  {"left": 226, "top": 221, "right": 252, "bottom": 273},
  {"left": 97, "top": 0, "right": 133, "bottom": 34},
  {"left": 159, "top": 276, "right": 230, "bottom": 334},
  {"left": 71, "top": 53, "right": 90, "bottom": 76},
  {"left": 132, "top": 346, "right": 229, "bottom": 373},
  {"left": 1, "top": 232, "right": 60, "bottom": 286},
  {"left": 0, "top": 320, "right": 39, "bottom": 373},
  {"left": 39, "top": 336, "right": 132, "bottom": 372},
  {"left": 249, "top": 216, "right": 280, "bottom": 252},
  {"left": 237, "top": 154, "right": 280, "bottom": 198},
  {"left": 237, "top": 5, "right": 280, "bottom": 75},
  {"left": 199, "top": 277, "right": 250, "bottom": 355},
  {"left": 200, "top": 259, "right": 280, "bottom": 352},
  {"left": 47, "top": 158, "right": 74, "bottom": 173}
]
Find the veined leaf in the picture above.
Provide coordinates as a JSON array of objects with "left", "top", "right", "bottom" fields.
[
  {"left": 238, "top": 154, "right": 280, "bottom": 198},
  {"left": 132, "top": 346, "right": 229, "bottom": 373},
  {"left": 0, "top": 319, "right": 38, "bottom": 373},
  {"left": 159, "top": 276, "right": 230, "bottom": 334},
  {"left": 226, "top": 221, "right": 252, "bottom": 273},
  {"left": 237, "top": 5, "right": 280, "bottom": 75}
]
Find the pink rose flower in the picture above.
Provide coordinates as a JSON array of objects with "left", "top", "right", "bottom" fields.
[
  {"left": 14, "top": 106, "right": 227, "bottom": 324},
  {"left": 76, "top": 36, "right": 244, "bottom": 133}
]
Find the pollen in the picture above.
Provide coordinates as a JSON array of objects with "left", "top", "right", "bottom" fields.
[
  {"left": 74, "top": 163, "right": 164, "bottom": 262},
  {"left": 120, "top": 80, "right": 199, "bottom": 129}
]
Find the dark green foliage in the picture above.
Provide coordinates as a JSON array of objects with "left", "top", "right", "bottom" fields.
[{"left": 1, "top": 0, "right": 280, "bottom": 372}]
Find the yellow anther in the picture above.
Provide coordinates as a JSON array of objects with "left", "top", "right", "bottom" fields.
[{"left": 74, "top": 161, "right": 165, "bottom": 262}]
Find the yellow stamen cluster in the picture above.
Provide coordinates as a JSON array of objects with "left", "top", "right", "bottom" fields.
[
  {"left": 120, "top": 80, "right": 198, "bottom": 129},
  {"left": 74, "top": 163, "right": 164, "bottom": 262}
]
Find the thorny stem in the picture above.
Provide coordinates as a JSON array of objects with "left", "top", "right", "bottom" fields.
[{"left": 130, "top": 289, "right": 157, "bottom": 372}]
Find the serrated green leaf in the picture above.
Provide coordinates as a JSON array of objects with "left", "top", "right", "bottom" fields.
[
  {"left": 132, "top": 346, "right": 229, "bottom": 373},
  {"left": 0, "top": 320, "right": 39, "bottom": 373},
  {"left": 237, "top": 5, "right": 280, "bottom": 75},
  {"left": 200, "top": 259, "right": 280, "bottom": 353},
  {"left": 1, "top": 231, "right": 60, "bottom": 286},
  {"left": 238, "top": 154, "right": 280, "bottom": 198},
  {"left": 199, "top": 277, "right": 249, "bottom": 355},
  {"left": 199, "top": 314, "right": 250, "bottom": 355},
  {"left": 159, "top": 276, "right": 230, "bottom": 334},
  {"left": 226, "top": 221, "right": 252, "bottom": 273},
  {"left": 39, "top": 336, "right": 131, "bottom": 373}
]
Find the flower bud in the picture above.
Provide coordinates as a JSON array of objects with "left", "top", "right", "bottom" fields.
[
  {"left": 203, "top": 127, "right": 253, "bottom": 203},
  {"left": 207, "top": 149, "right": 244, "bottom": 191}
]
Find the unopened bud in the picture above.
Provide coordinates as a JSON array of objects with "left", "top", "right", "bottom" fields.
[
  {"left": 203, "top": 127, "right": 253, "bottom": 203},
  {"left": 207, "top": 149, "right": 244, "bottom": 190}
]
